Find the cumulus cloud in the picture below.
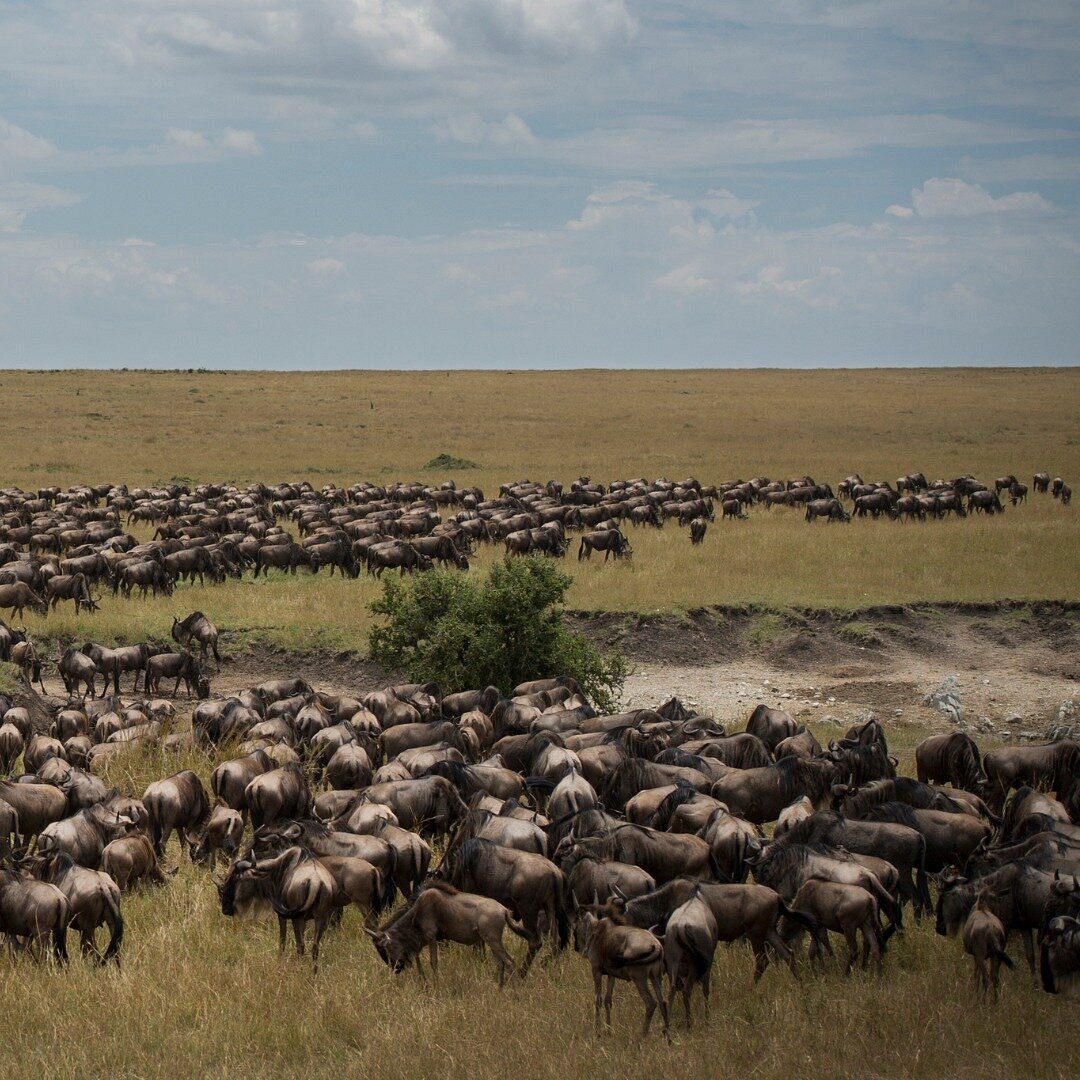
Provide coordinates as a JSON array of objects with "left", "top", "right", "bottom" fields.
[
  {"left": 890, "top": 177, "right": 1054, "bottom": 218},
  {"left": 0, "top": 116, "right": 57, "bottom": 173}
]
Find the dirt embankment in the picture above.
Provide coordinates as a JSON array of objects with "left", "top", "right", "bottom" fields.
[{"left": 20, "top": 602, "right": 1077, "bottom": 741}]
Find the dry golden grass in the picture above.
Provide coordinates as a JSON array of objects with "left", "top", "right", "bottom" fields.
[{"left": 2, "top": 367, "right": 1077, "bottom": 654}]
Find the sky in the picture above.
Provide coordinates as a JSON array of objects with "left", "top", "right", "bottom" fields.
[{"left": 1, "top": 1, "right": 1079, "bottom": 369}]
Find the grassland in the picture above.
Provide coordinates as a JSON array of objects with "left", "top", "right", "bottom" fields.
[{"left": 1, "top": 367, "right": 1077, "bottom": 654}]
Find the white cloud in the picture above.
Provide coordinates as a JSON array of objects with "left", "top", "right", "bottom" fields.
[
  {"left": 436, "top": 113, "right": 536, "bottom": 147},
  {"left": 0, "top": 182, "right": 82, "bottom": 232},
  {"left": 305, "top": 257, "right": 346, "bottom": 275},
  {"left": 0, "top": 116, "right": 57, "bottom": 173},
  {"left": 891, "top": 177, "right": 1055, "bottom": 218}
]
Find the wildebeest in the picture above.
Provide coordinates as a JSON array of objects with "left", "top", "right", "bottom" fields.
[
  {"left": 983, "top": 741, "right": 1080, "bottom": 811},
  {"left": 172, "top": 612, "right": 222, "bottom": 670},
  {"left": 36, "top": 802, "right": 137, "bottom": 869},
  {"left": 709, "top": 758, "right": 836, "bottom": 825},
  {"left": 663, "top": 890, "right": 718, "bottom": 1025},
  {"left": 143, "top": 771, "right": 211, "bottom": 856},
  {"left": 915, "top": 733, "right": 987, "bottom": 794},
  {"left": 10, "top": 640, "right": 46, "bottom": 693},
  {"left": 573, "top": 908, "right": 669, "bottom": 1038},
  {"left": 745, "top": 705, "right": 799, "bottom": 753},
  {"left": 784, "top": 879, "right": 886, "bottom": 974},
  {"left": 805, "top": 498, "right": 850, "bottom": 523},
  {"left": 26, "top": 851, "right": 123, "bottom": 963},
  {"left": 578, "top": 530, "right": 632, "bottom": 561},
  {"left": 1041, "top": 915, "right": 1080, "bottom": 996},
  {"left": 0, "top": 581, "right": 47, "bottom": 618},
  {"left": 0, "top": 862, "right": 69, "bottom": 962},
  {"left": 218, "top": 846, "right": 335, "bottom": 972},
  {"left": 145, "top": 650, "right": 209, "bottom": 699},
  {"left": 366, "top": 881, "right": 529, "bottom": 985},
  {"left": 245, "top": 763, "right": 312, "bottom": 829},
  {"left": 689, "top": 517, "right": 708, "bottom": 544},
  {"left": 962, "top": 890, "right": 1013, "bottom": 999},
  {"left": 45, "top": 573, "right": 98, "bottom": 614},
  {"left": 435, "top": 837, "right": 567, "bottom": 971}
]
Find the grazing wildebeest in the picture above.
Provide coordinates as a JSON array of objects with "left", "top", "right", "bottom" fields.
[
  {"left": 366, "top": 882, "right": 529, "bottom": 985},
  {"left": 244, "top": 763, "right": 312, "bottom": 829},
  {"left": 0, "top": 582, "right": 47, "bottom": 618},
  {"left": 58, "top": 646, "right": 99, "bottom": 700},
  {"left": 192, "top": 800, "right": 244, "bottom": 866},
  {"left": 1009, "top": 481, "right": 1028, "bottom": 505},
  {"left": 10, "top": 639, "right": 46, "bottom": 693},
  {"left": 710, "top": 758, "right": 836, "bottom": 825},
  {"left": 144, "top": 650, "right": 209, "bottom": 699},
  {"left": 578, "top": 530, "right": 632, "bottom": 561},
  {"left": 573, "top": 909, "right": 670, "bottom": 1038},
  {"left": 689, "top": 517, "right": 708, "bottom": 544},
  {"left": 45, "top": 573, "right": 98, "bottom": 614},
  {"left": 785, "top": 879, "right": 886, "bottom": 974},
  {"left": 915, "top": 733, "right": 988, "bottom": 794},
  {"left": 805, "top": 498, "right": 850, "bottom": 523},
  {"left": 172, "top": 612, "right": 222, "bottom": 670}
]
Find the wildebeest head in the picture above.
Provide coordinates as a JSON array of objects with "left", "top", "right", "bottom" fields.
[
  {"left": 364, "top": 926, "right": 413, "bottom": 974},
  {"left": 216, "top": 854, "right": 256, "bottom": 916}
]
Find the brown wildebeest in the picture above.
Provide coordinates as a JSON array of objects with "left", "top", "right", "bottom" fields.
[
  {"left": 172, "top": 611, "right": 222, "bottom": 670},
  {"left": 0, "top": 863, "right": 69, "bottom": 962},
  {"left": 0, "top": 780, "right": 68, "bottom": 846},
  {"left": 143, "top": 770, "right": 211, "bottom": 857},
  {"left": 709, "top": 758, "right": 837, "bottom": 825},
  {"left": 805, "top": 498, "right": 850, "bottom": 523},
  {"left": 746, "top": 705, "right": 799, "bottom": 753},
  {"left": 10, "top": 640, "right": 46, "bottom": 693},
  {"left": 208, "top": 751, "right": 272, "bottom": 816},
  {"left": 45, "top": 573, "right": 98, "bottom": 614},
  {"left": 562, "top": 850, "right": 655, "bottom": 906},
  {"left": 36, "top": 802, "right": 138, "bottom": 869},
  {"left": 962, "top": 890, "right": 1013, "bottom": 999},
  {"left": 244, "top": 763, "right": 312, "bottom": 829},
  {"left": 192, "top": 800, "right": 244, "bottom": 865},
  {"left": 1062, "top": 483, "right": 1072, "bottom": 505},
  {"left": 559, "top": 824, "right": 714, "bottom": 885},
  {"left": 218, "top": 846, "right": 335, "bottom": 972},
  {"left": 1052, "top": 476, "right": 1065, "bottom": 498},
  {"left": 577, "top": 529, "right": 632, "bottom": 561},
  {"left": 26, "top": 851, "right": 123, "bottom": 963},
  {"left": 1009, "top": 481, "right": 1028, "bottom": 505},
  {"left": 983, "top": 741, "right": 1080, "bottom": 811},
  {"left": 573, "top": 909, "right": 670, "bottom": 1038},
  {"left": 366, "top": 881, "right": 528, "bottom": 985},
  {"left": 785, "top": 879, "right": 886, "bottom": 974},
  {"left": 0, "top": 723, "right": 23, "bottom": 774},
  {"left": 689, "top": 517, "right": 708, "bottom": 544},
  {"left": 1041, "top": 915, "right": 1080, "bottom": 995},
  {"left": 915, "top": 733, "right": 988, "bottom": 794},
  {"left": 145, "top": 650, "right": 209, "bottom": 699},
  {"left": 435, "top": 837, "right": 567, "bottom": 972},
  {"left": 0, "top": 581, "right": 47, "bottom": 618},
  {"left": 775, "top": 796, "right": 815, "bottom": 837},
  {"left": 663, "top": 890, "right": 718, "bottom": 1025},
  {"left": 0, "top": 797, "right": 19, "bottom": 855},
  {"left": 1033, "top": 472, "right": 1051, "bottom": 493}
]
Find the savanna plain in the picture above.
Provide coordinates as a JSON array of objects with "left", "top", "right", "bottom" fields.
[{"left": 0, "top": 367, "right": 1078, "bottom": 1079}]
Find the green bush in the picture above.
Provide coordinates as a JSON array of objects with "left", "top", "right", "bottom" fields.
[{"left": 367, "top": 556, "right": 626, "bottom": 712}]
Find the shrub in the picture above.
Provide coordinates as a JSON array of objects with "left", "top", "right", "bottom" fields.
[{"left": 368, "top": 556, "right": 626, "bottom": 712}]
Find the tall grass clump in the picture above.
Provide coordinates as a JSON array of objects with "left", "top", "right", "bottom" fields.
[{"left": 368, "top": 556, "right": 627, "bottom": 710}]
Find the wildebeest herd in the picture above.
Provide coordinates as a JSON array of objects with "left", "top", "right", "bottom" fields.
[
  {"left": 1, "top": 665, "right": 1078, "bottom": 1035},
  {"left": 0, "top": 469, "right": 1070, "bottom": 617}
]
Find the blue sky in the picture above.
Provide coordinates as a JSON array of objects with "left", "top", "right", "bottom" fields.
[{"left": 1, "top": 1, "right": 1078, "bottom": 368}]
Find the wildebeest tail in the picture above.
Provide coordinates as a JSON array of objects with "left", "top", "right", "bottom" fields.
[
  {"left": 777, "top": 899, "right": 817, "bottom": 935},
  {"left": 507, "top": 914, "right": 533, "bottom": 942},
  {"left": 554, "top": 873, "right": 570, "bottom": 949},
  {"left": 997, "top": 946, "right": 1015, "bottom": 969},
  {"left": 915, "top": 835, "right": 933, "bottom": 915},
  {"left": 102, "top": 891, "right": 124, "bottom": 964},
  {"left": 708, "top": 850, "right": 732, "bottom": 884},
  {"left": 1040, "top": 944, "right": 1057, "bottom": 993}
]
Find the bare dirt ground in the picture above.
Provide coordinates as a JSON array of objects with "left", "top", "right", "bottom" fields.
[{"left": 32, "top": 603, "right": 1074, "bottom": 746}]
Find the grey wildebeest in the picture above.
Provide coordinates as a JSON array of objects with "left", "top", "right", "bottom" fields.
[
  {"left": 573, "top": 909, "right": 670, "bottom": 1038},
  {"left": 172, "top": 611, "right": 222, "bottom": 670},
  {"left": 45, "top": 573, "right": 98, "bottom": 614},
  {"left": 915, "top": 733, "right": 988, "bottom": 794},
  {"left": 709, "top": 757, "right": 837, "bottom": 825},
  {"left": 962, "top": 891, "right": 1013, "bottom": 999},
  {"left": 746, "top": 705, "right": 799, "bottom": 754},
  {"left": 982, "top": 741, "right": 1080, "bottom": 811}
]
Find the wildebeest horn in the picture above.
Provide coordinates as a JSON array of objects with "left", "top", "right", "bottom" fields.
[
  {"left": 610, "top": 885, "right": 627, "bottom": 901},
  {"left": 362, "top": 927, "right": 379, "bottom": 939}
]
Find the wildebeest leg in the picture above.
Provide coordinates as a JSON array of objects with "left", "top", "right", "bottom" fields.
[
  {"left": 593, "top": 970, "right": 604, "bottom": 1031},
  {"left": 752, "top": 938, "right": 770, "bottom": 982},
  {"left": 311, "top": 914, "right": 328, "bottom": 974},
  {"left": 844, "top": 926, "right": 860, "bottom": 974},
  {"left": 603, "top": 974, "right": 615, "bottom": 1029},
  {"left": 633, "top": 972, "right": 657, "bottom": 1037},
  {"left": 701, "top": 968, "right": 711, "bottom": 1020},
  {"left": 1017, "top": 928, "right": 1036, "bottom": 978},
  {"left": 172, "top": 676, "right": 182, "bottom": 698},
  {"left": 278, "top": 916, "right": 288, "bottom": 953},
  {"left": 292, "top": 917, "right": 306, "bottom": 958},
  {"left": 489, "top": 937, "right": 515, "bottom": 987},
  {"left": 519, "top": 931, "right": 541, "bottom": 977},
  {"left": 427, "top": 942, "right": 439, "bottom": 986}
]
